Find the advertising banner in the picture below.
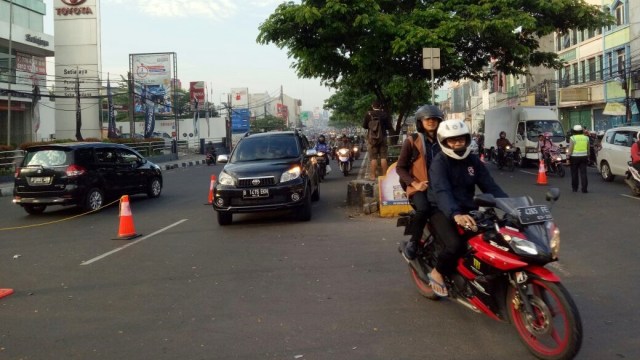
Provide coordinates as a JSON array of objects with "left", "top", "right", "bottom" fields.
[
  {"left": 190, "top": 81, "right": 206, "bottom": 105},
  {"left": 15, "top": 52, "right": 47, "bottom": 87}
]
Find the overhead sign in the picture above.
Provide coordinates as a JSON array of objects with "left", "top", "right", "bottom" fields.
[
  {"left": 603, "top": 102, "right": 626, "bottom": 116},
  {"left": 560, "top": 88, "right": 589, "bottom": 102}
]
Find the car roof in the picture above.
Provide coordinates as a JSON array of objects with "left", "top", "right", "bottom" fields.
[
  {"left": 25, "top": 142, "right": 129, "bottom": 151},
  {"left": 247, "top": 131, "right": 297, "bottom": 138},
  {"left": 606, "top": 126, "right": 640, "bottom": 132}
]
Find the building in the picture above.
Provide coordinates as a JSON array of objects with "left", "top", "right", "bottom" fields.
[{"left": 0, "top": 0, "right": 54, "bottom": 146}]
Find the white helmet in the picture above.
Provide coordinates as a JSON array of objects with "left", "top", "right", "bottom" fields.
[
  {"left": 572, "top": 124, "right": 583, "bottom": 133},
  {"left": 437, "top": 120, "right": 472, "bottom": 160}
]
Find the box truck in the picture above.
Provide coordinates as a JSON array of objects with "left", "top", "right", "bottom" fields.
[{"left": 484, "top": 106, "right": 568, "bottom": 166}]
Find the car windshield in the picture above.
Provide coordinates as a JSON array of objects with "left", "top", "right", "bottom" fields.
[
  {"left": 24, "top": 149, "right": 71, "bottom": 166},
  {"left": 526, "top": 121, "right": 565, "bottom": 142},
  {"left": 231, "top": 136, "right": 299, "bottom": 162}
]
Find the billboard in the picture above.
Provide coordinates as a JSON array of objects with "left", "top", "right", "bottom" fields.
[
  {"left": 231, "top": 108, "right": 250, "bottom": 133},
  {"left": 131, "top": 53, "right": 172, "bottom": 98},
  {"left": 15, "top": 52, "right": 47, "bottom": 87}
]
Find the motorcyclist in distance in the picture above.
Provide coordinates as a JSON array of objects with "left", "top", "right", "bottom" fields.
[
  {"left": 496, "top": 131, "right": 512, "bottom": 166},
  {"left": 337, "top": 134, "right": 354, "bottom": 161},
  {"left": 538, "top": 132, "right": 554, "bottom": 170}
]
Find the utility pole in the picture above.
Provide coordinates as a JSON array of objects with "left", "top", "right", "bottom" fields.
[
  {"left": 6, "top": 0, "right": 14, "bottom": 145},
  {"left": 128, "top": 72, "right": 135, "bottom": 136}
]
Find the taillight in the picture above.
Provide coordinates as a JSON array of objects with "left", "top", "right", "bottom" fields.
[{"left": 66, "top": 164, "right": 86, "bottom": 177}]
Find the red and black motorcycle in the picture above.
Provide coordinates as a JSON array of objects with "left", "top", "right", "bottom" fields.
[{"left": 397, "top": 188, "right": 582, "bottom": 360}]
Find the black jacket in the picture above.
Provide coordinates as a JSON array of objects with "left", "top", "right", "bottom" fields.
[{"left": 429, "top": 152, "right": 508, "bottom": 219}]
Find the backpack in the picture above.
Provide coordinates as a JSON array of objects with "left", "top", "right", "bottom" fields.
[
  {"left": 399, "top": 134, "right": 421, "bottom": 191},
  {"left": 367, "top": 111, "right": 384, "bottom": 146}
]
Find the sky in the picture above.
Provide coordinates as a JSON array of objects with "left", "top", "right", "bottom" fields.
[{"left": 43, "top": 0, "right": 334, "bottom": 112}]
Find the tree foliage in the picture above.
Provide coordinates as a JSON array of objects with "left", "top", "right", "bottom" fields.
[
  {"left": 250, "top": 114, "right": 288, "bottom": 133},
  {"left": 257, "top": 0, "right": 612, "bottom": 133}
]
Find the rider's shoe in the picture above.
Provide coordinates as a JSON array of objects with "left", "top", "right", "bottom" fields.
[{"left": 402, "top": 241, "right": 418, "bottom": 261}]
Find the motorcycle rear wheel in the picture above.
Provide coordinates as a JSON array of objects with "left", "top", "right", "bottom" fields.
[
  {"left": 507, "top": 279, "right": 582, "bottom": 360},
  {"left": 408, "top": 265, "right": 439, "bottom": 300}
]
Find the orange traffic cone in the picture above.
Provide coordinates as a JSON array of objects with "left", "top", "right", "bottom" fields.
[
  {"left": 0, "top": 288, "right": 14, "bottom": 300},
  {"left": 114, "top": 195, "right": 141, "bottom": 240},
  {"left": 205, "top": 175, "right": 216, "bottom": 205},
  {"left": 536, "top": 159, "right": 548, "bottom": 185}
]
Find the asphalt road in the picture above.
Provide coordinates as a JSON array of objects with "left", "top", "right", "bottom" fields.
[{"left": 0, "top": 159, "right": 638, "bottom": 360}]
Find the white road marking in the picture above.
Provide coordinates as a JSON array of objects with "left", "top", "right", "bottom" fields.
[{"left": 80, "top": 219, "right": 188, "bottom": 266}]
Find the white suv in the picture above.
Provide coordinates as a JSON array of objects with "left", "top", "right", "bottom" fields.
[{"left": 597, "top": 126, "right": 640, "bottom": 181}]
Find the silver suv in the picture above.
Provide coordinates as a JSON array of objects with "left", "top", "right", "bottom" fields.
[{"left": 597, "top": 126, "right": 640, "bottom": 181}]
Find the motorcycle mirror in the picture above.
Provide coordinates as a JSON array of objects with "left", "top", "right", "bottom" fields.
[
  {"left": 474, "top": 193, "right": 496, "bottom": 207},
  {"left": 546, "top": 188, "right": 560, "bottom": 202}
]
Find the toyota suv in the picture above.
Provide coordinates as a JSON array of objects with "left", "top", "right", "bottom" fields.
[
  {"left": 13, "top": 142, "right": 163, "bottom": 215},
  {"left": 597, "top": 126, "right": 640, "bottom": 182},
  {"left": 212, "top": 130, "right": 320, "bottom": 225}
]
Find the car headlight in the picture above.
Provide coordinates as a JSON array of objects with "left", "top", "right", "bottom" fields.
[
  {"left": 218, "top": 171, "right": 235, "bottom": 186},
  {"left": 281, "top": 166, "right": 302, "bottom": 183}
]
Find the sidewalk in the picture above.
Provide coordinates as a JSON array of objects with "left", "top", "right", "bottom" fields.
[{"left": 0, "top": 152, "right": 207, "bottom": 197}]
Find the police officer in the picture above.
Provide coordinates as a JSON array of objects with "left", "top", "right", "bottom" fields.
[{"left": 567, "top": 124, "right": 590, "bottom": 193}]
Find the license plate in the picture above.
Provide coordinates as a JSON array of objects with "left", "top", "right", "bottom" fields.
[
  {"left": 517, "top": 205, "right": 553, "bottom": 224},
  {"left": 30, "top": 176, "right": 52, "bottom": 185},
  {"left": 242, "top": 188, "right": 269, "bottom": 198}
]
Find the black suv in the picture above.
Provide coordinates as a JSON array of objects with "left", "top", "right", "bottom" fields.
[
  {"left": 13, "top": 142, "right": 163, "bottom": 215},
  {"left": 212, "top": 130, "right": 320, "bottom": 225}
]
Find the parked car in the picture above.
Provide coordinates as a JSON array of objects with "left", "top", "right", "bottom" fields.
[
  {"left": 597, "top": 126, "right": 640, "bottom": 181},
  {"left": 212, "top": 130, "right": 320, "bottom": 225},
  {"left": 13, "top": 142, "right": 163, "bottom": 215}
]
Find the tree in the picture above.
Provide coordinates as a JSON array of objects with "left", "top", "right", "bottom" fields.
[
  {"left": 257, "top": 0, "right": 612, "bottom": 133},
  {"left": 250, "top": 115, "right": 287, "bottom": 133}
]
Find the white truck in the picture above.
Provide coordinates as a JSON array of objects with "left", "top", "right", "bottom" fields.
[{"left": 484, "top": 106, "right": 568, "bottom": 166}]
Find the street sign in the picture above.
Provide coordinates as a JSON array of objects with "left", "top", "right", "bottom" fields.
[{"left": 422, "top": 48, "right": 441, "bottom": 69}]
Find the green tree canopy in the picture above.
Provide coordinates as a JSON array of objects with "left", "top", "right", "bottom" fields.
[
  {"left": 250, "top": 114, "right": 288, "bottom": 133},
  {"left": 257, "top": 0, "right": 611, "bottom": 133}
]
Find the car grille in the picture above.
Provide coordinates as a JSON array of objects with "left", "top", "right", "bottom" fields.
[{"left": 237, "top": 177, "right": 276, "bottom": 188}]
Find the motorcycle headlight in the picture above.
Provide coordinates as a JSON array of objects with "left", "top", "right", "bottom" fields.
[
  {"left": 556, "top": 156, "right": 562, "bottom": 161},
  {"left": 353, "top": 147, "right": 358, "bottom": 152},
  {"left": 218, "top": 171, "right": 235, "bottom": 186},
  {"left": 503, "top": 234, "right": 539, "bottom": 255},
  {"left": 281, "top": 166, "right": 302, "bottom": 183},
  {"left": 317, "top": 152, "right": 325, "bottom": 157},
  {"left": 506, "top": 145, "right": 511, "bottom": 150},
  {"left": 338, "top": 149, "right": 349, "bottom": 156}
]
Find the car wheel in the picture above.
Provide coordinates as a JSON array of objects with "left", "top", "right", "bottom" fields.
[
  {"left": 600, "top": 161, "right": 615, "bottom": 182},
  {"left": 83, "top": 188, "right": 104, "bottom": 212},
  {"left": 23, "top": 204, "right": 46, "bottom": 215},
  {"left": 297, "top": 192, "right": 312, "bottom": 221},
  {"left": 217, "top": 211, "right": 232, "bottom": 226},
  {"left": 147, "top": 177, "right": 162, "bottom": 198}
]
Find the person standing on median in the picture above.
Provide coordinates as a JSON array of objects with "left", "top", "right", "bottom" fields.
[
  {"left": 363, "top": 100, "right": 393, "bottom": 181},
  {"left": 567, "top": 124, "right": 590, "bottom": 193},
  {"left": 396, "top": 105, "right": 444, "bottom": 260}
]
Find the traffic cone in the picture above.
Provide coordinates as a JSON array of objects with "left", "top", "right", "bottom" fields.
[
  {"left": 114, "top": 195, "right": 141, "bottom": 240},
  {"left": 0, "top": 288, "right": 14, "bottom": 300},
  {"left": 536, "top": 159, "right": 548, "bottom": 185},
  {"left": 205, "top": 175, "right": 216, "bottom": 205}
]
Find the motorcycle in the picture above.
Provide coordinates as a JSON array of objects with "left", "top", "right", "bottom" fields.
[
  {"left": 625, "top": 161, "right": 640, "bottom": 196},
  {"left": 315, "top": 151, "right": 328, "bottom": 181},
  {"left": 352, "top": 145, "right": 361, "bottom": 160},
  {"left": 544, "top": 149, "right": 565, "bottom": 178},
  {"left": 205, "top": 151, "right": 217, "bottom": 166},
  {"left": 397, "top": 188, "right": 582, "bottom": 360},
  {"left": 493, "top": 145, "right": 517, "bottom": 171},
  {"left": 336, "top": 147, "right": 353, "bottom": 176}
]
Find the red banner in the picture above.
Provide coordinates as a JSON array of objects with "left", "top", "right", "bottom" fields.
[{"left": 189, "top": 81, "right": 205, "bottom": 103}]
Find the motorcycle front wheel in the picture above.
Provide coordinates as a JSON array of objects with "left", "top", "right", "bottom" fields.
[
  {"left": 507, "top": 279, "right": 582, "bottom": 360},
  {"left": 507, "top": 157, "right": 515, "bottom": 172},
  {"left": 557, "top": 165, "right": 565, "bottom": 178}
]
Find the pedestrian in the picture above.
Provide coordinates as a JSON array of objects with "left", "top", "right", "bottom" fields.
[
  {"left": 567, "top": 124, "right": 590, "bottom": 193},
  {"left": 363, "top": 100, "right": 393, "bottom": 181},
  {"left": 427, "top": 120, "right": 508, "bottom": 296},
  {"left": 396, "top": 105, "right": 444, "bottom": 260}
]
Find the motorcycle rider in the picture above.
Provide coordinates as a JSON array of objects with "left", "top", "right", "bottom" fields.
[
  {"left": 206, "top": 141, "right": 217, "bottom": 164},
  {"left": 538, "top": 132, "right": 554, "bottom": 171},
  {"left": 336, "top": 134, "right": 354, "bottom": 162},
  {"left": 314, "top": 134, "right": 331, "bottom": 172},
  {"left": 427, "top": 120, "right": 508, "bottom": 297},
  {"left": 496, "top": 131, "right": 512, "bottom": 166},
  {"left": 396, "top": 105, "right": 443, "bottom": 260},
  {"left": 631, "top": 132, "right": 640, "bottom": 173}
]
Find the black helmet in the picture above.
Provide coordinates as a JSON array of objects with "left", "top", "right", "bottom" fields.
[
  {"left": 318, "top": 135, "right": 326, "bottom": 143},
  {"left": 414, "top": 105, "right": 444, "bottom": 133}
]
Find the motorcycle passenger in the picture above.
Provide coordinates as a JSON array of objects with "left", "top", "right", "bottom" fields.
[
  {"left": 396, "top": 105, "right": 444, "bottom": 260},
  {"left": 538, "top": 132, "right": 554, "bottom": 170},
  {"left": 496, "top": 131, "right": 512, "bottom": 166},
  {"left": 427, "top": 120, "right": 508, "bottom": 297},
  {"left": 631, "top": 132, "right": 640, "bottom": 173}
]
